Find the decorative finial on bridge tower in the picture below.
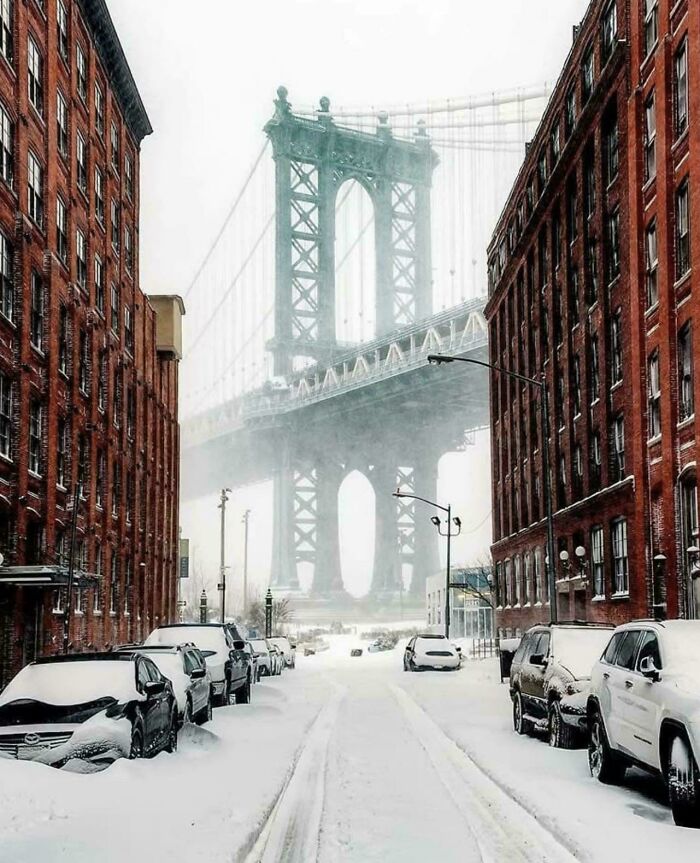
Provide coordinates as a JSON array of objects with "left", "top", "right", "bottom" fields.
[
  {"left": 415, "top": 119, "right": 429, "bottom": 139},
  {"left": 317, "top": 95, "right": 333, "bottom": 125},
  {"left": 376, "top": 110, "right": 392, "bottom": 141},
  {"left": 273, "top": 85, "right": 291, "bottom": 121}
]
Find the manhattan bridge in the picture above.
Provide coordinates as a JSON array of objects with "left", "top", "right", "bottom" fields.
[{"left": 180, "top": 84, "right": 551, "bottom": 610}]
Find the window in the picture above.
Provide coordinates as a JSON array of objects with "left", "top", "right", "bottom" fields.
[
  {"left": 647, "top": 352, "right": 661, "bottom": 439},
  {"left": 591, "top": 526, "right": 605, "bottom": 597},
  {"left": 77, "top": 433, "right": 87, "bottom": 497},
  {"left": 76, "top": 229, "right": 87, "bottom": 289},
  {"left": 582, "top": 45, "right": 595, "bottom": 102},
  {"left": 97, "top": 350, "right": 106, "bottom": 411},
  {"left": 57, "top": 1, "right": 68, "bottom": 61},
  {"left": 77, "top": 132, "right": 87, "bottom": 194},
  {"left": 537, "top": 149, "right": 547, "bottom": 193},
  {"left": 534, "top": 548, "right": 543, "bottom": 604},
  {"left": 567, "top": 181, "right": 578, "bottom": 244},
  {"left": 573, "top": 443, "right": 583, "bottom": 491},
  {"left": 110, "top": 122, "right": 119, "bottom": 173},
  {"left": 558, "top": 454, "right": 567, "bottom": 503},
  {"left": 126, "top": 386, "right": 135, "bottom": 439},
  {"left": 587, "top": 239, "right": 599, "bottom": 305},
  {"left": 636, "top": 631, "right": 662, "bottom": 671},
  {"left": 125, "top": 471, "right": 132, "bottom": 524},
  {"left": 125, "top": 226, "right": 133, "bottom": 272},
  {"left": 603, "top": 104, "right": 619, "bottom": 185},
  {"left": 110, "top": 283, "right": 119, "bottom": 333},
  {"left": 676, "top": 180, "right": 690, "bottom": 280},
  {"left": 644, "top": 0, "right": 658, "bottom": 57},
  {"left": 646, "top": 221, "right": 658, "bottom": 307},
  {"left": 30, "top": 271, "right": 42, "bottom": 350},
  {"left": 109, "top": 553, "right": 118, "bottom": 614},
  {"left": 58, "top": 305, "right": 68, "bottom": 374},
  {"left": 613, "top": 414, "right": 625, "bottom": 480},
  {"left": 615, "top": 629, "right": 640, "bottom": 668},
  {"left": 56, "top": 196, "right": 68, "bottom": 264},
  {"left": 591, "top": 430, "right": 602, "bottom": 488},
  {"left": 513, "top": 556, "right": 521, "bottom": 605},
  {"left": 679, "top": 324, "right": 694, "bottom": 421},
  {"left": 79, "top": 329, "right": 89, "bottom": 394},
  {"left": 111, "top": 459, "right": 120, "bottom": 517},
  {"left": 95, "top": 254, "right": 104, "bottom": 313},
  {"left": 125, "top": 153, "right": 133, "bottom": 200},
  {"left": 94, "top": 166, "right": 104, "bottom": 223},
  {"left": 111, "top": 200, "right": 120, "bottom": 253},
  {"left": 569, "top": 265, "right": 580, "bottom": 325},
  {"left": 601, "top": 1, "right": 617, "bottom": 64},
  {"left": 0, "top": 230, "right": 12, "bottom": 321},
  {"left": 572, "top": 354, "right": 581, "bottom": 416},
  {"left": 584, "top": 150, "right": 595, "bottom": 221},
  {"left": 590, "top": 334, "right": 600, "bottom": 403},
  {"left": 675, "top": 38, "right": 688, "bottom": 139},
  {"left": 93, "top": 543, "right": 102, "bottom": 612},
  {"left": 56, "top": 90, "right": 68, "bottom": 157},
  {"left": 552, "top": 208, "right": 561, "bottom": 269},
  {"left": 0, "top": 372, "right": 10, "bottom": 459},
  {"left": 565, "top": 87, "right": 576, "bottom": 138},
  {"left": 113, "top": 367, "right": 121, "bottom": 428},
  {"left": 0, "top": 102, "right": 13, "bottom": 188},
  {"left": 644, "top": 92, "right": 656, "bottom": 182},
  {"left": 27, "top": 151, "right": 43, "bottom": 227},
  {"left": 56, "top": 418, "right": 67, "bottom": 487},
  {"left": 29, "top": 400, "right": 41, "bottom": 475},
  {"left": 94, "top": 83, "right": 104, "bottom": 137},
  {"left": 611, "top": 518, "right": 629, "bottom": 594},
  {"left": 96, "top": 449, "right": 105, "bottom": 508},
  {"left": 76, "top": 44, "right": 87, "bottom": 102},
  {"left": 607, "top": 210, "right": 620, "bottom": 283},
  {"left": 0, "top": 0, "right": 13, "bottom": 63},
  {"left": 550, "top": 124, "right": 560, "bottom": 166},
  {"left": 124, "top": 305, "right": 133, "bottom": 353},
  {"left": 611, "top": 309, "right": 622, "bottom": 384},
  {"left": 27, "top": 37, "right": 43, "bottom": 116}
]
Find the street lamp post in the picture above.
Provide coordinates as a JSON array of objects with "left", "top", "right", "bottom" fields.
[
  {"left": 392, "top": 491, "right": 461, "bottom": 638},
  {"left": 427, "top": 353, "right": 558, "bottom": 624},
  {"left": 218, "top": 488, "right": 231, "bottom": 623}
]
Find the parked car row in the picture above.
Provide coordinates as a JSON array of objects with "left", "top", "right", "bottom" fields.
[
  {"left": 509, "top": 619, "right": 700, "bottom": 827},
  {"left": 0, "top": 622, "right": 297, "bottom": 769}
]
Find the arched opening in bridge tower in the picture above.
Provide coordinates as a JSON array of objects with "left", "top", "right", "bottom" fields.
[
  {"left": 338, "top": 470, "right": 375, "bottom": 598},
  {"left": 335, "top": 179, "right": 376, "bottom": 346}
]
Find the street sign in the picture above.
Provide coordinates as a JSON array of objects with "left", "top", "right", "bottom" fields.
[{"left": 179, "top": 538, "right": 190, "bottom": 578}]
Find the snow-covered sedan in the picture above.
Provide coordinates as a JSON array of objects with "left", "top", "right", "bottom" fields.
[
  {"left": 250, "top": 638, "right": 273, "bottom": 677},
  {"left": 403, "top": 634, "right": 461, "bottom": 671},
  {"left": 116, "top": 644, "right": 213, "bottom": 725},
  {"left": 268, "top": 636, "right": 296, "bottom": 669},
  {"left": 588, "top": 620, "right": 700, "bottom": 827},
  {"left": 0, "top": 652, "right": 178, "bottom": 767},
  {"left": 510, "top": 623, "right": 613, "bottom": 748}
]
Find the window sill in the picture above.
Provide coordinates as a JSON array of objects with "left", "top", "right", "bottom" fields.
[
  {"left": 28, "top": 470, "right": 42, "bottom": 480},
  {"left": 645, "top": 300, "right": 659, "bottom": 318},
  {"left": 590, "top": 398, "right": 600, "bottom": 409},
  {"left": 109, "top": 611, "right": 117, "bottom": 618},
  {"left": 611, "top": 591, "right": 630, "bottom": 600},
  {"left": 93, "top": 610, "right": 102, "bottom": 617},
  {"left": 647, "top": 434, "right": 662, "bottom": 446},
  {"left": 672, "top": 126, "right": 689, "bottom": 155},
  {"left": 610, "top": 380, "right": 623, "bottom": 393},
  {"left": 678, "top": 415, "right": 695, "bottom": 430},
  {"left": 674, "top": 270, "right": 692, "bottom": 291},
  {"left": 591, "top": 595, "right": 606, "bottom": 602},
  {"left": 0, "top": 452, "right": 12, "bottom": 466},
  {"left": 52, "top": 609, "right": 64, "bottom": 616}
]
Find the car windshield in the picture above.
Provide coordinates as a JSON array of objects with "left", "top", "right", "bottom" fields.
[
  {"left": 0, "top": 660, "right": 138, "bottom": 708},
  {"left": 146, "top": 627, "right": 225, "bottom": 653},
  {"left": 552, "top": 628, "right": 613, "bottom": 679},
  {"left": 250, "top": 640, "right": 268, "bottom": 652},
  {"left": 138, "top": 652, "right": 184, "bottom": 682}
]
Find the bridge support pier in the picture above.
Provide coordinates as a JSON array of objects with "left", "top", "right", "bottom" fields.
[
  {"left": 312, "top": 460, "right": 344, "bottom": 594},
  {"left": 271, "top": 457, "right": 299, "bottom": 591}
]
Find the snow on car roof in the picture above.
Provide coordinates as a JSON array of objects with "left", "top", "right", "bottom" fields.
[
  {"left": 0, "top": 659, "right": 140, "bottom": 707},
  {"left": 551, "top": 627, "right": 615, "bottom": 679},
  {"left": 146, "top": 626, "right": 227, "bottom": 652}
]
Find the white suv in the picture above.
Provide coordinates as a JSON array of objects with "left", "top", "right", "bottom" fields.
[{"left": 588, "top": 620, "right": 700, "bottom": 827}]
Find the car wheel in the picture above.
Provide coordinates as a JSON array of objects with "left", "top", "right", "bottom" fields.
[
  {"left": 668, "top": 734, "right": 700, "bottom": 827},
  {"left": 588, "top": 711, "right": 625, "bottom": 785},
  {"left": 183, "top": 699, "right": 193, "bottom": 725},
  {"left": 403, "top": 656, "right": 409, "bottom": 671},
  {"left": 236, "top": 678, "right": 251, "bottom": 704},
  {"left": 513, "top": 691, "right": 531, "bottom": 735},
  {"left": 129, "top": 723, "right": 144, "bottom": 759},
  {"left": 548, "top": 700, "right": 575, "bottom": 749}
]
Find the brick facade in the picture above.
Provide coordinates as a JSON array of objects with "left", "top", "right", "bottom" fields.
[
  {"left": 0, "top": 0, "right": 180, "bottom": 687},
  {"left": 485, "top": 0, "right": 699, "bottom": 635}
]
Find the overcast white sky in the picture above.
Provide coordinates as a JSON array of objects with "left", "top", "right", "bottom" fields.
[{"left": 108, "top": 0, "right": 591, "bottom": 605}]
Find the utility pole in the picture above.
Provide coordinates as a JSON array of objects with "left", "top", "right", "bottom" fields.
[
  {"left": 242, "top": 509, "right": 251, "bottom": 620},
  {"left": 218, "top": 488, "right": 231, "bottom": 623}
]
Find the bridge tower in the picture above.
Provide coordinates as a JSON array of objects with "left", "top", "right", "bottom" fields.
[{"left": 264, "top": 87, "right": 440, "bottom": 596}]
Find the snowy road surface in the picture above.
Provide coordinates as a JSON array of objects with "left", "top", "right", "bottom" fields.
[{"left": 1, "top": 635, "right": 699, "bottom": 862}]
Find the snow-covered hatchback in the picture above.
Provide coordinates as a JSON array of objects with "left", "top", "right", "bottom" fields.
[
  {"left": 510, "top": 623, "right": 613, "bottom": 748},
  {"left": 587, "top": 620, "right": 700, "bottom": 827}
]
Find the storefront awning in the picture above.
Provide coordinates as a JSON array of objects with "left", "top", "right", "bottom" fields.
[{"left": 0, "top": 566, "right": 101, "bottom": 588}]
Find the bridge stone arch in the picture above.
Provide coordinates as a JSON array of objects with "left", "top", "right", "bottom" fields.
[{"left": 265, "top": 87, "right": 438, "bottom": 376}]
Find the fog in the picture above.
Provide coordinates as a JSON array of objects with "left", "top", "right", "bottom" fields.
[{"left": 109, "top": 0, "right": 591, "bottom": 612}]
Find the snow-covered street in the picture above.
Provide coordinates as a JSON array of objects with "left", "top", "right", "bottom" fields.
[{"left": 2, "top": 636, "right": 699, "bottom": 863}]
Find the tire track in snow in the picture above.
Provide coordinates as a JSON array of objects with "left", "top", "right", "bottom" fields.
[
  {"left": 390, "top": 683, "right": 579, "bottom": 863},
  {"left": 243, "top": 683, "right": 345, "bottom": 863}
]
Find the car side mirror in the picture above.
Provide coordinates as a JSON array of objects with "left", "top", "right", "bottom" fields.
[
  {"left": 144, "top": 680, "right": 165, "bottom": 696},
  {"left": 530, "top": 653, "right": 546, "bottom": 667},
  {"left": 290, "top": 643, "right": 297, "bottom": 649},
  {"left": 190, "top": 667, "right": 206, "bottom": 680},
  {"left": 639, "top": 655, "right": 660, "bottom": 682}
]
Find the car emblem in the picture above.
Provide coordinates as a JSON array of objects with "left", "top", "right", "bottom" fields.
[{"left": 23, "top": 733, "right": 40, "bottom": 746}]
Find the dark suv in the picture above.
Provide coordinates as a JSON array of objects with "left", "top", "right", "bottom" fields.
[{"left": 510, "top": 623, "right": 613, "bottom": 748}]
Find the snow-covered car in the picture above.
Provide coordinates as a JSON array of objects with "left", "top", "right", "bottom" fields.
[
  {"left": 145, "top": 623, "right": 251, "bottom": 706},
  {"left": 587, "top": 620, "right": 700, "bottom": 827},
  {"left": 0, "top": 652, "right": 178, "bottom": 767},
  {"left": 250, "top": 639, "right": 273, "bottom": 677},
  {"left": 269, "top": 636, "right": 296, "bottom": 669},
  {"left": 116, "top": 644, "right": 213, "bottom": 725},
  {"left": 243, "top": 642, "right": 260, "bottom": 683},
  {"left": 510, "top": 623, "right": 613, "bottom": 748},
  {"left": 403, "top": 634, "right": 461, "bottom": 671},
  {"left": 266, "top": 643, "right": 284, "bottom": 675},
  {"left": 368, "top": 634, "right": 398, "bottom": 652}
]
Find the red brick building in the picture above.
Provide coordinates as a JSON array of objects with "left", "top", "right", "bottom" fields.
[
  {"left": 0, "top": 0, "right": 183, "bottom": 688},
  {"left": 485, "top": 0, "right": 699, "bottom": 635}
]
